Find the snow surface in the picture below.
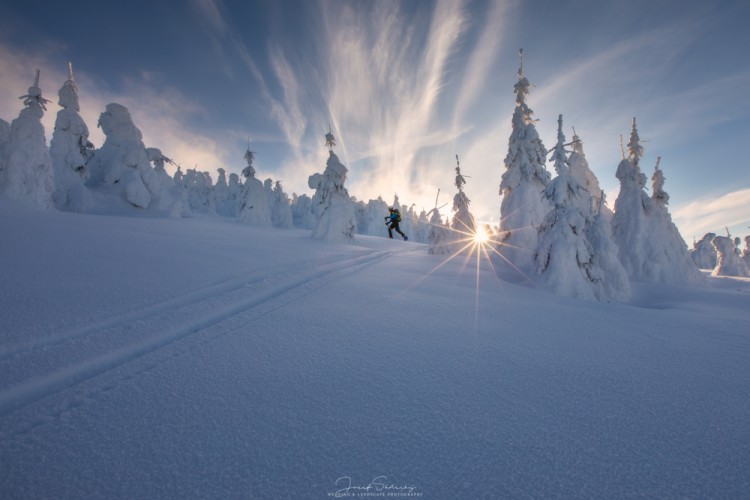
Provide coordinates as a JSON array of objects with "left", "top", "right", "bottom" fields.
[{"left": 1, "top": 201, "right": 749, "bottom": 498}]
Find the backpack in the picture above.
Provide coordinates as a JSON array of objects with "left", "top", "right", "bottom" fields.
[{"left": 393, "top": 209, "right": 401, "bottom": 222}]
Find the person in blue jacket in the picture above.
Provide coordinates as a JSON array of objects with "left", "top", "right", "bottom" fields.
[{"left": 385, "top": 207, "right": 408, "bottom": 240}]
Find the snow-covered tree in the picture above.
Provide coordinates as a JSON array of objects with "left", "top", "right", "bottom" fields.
[
  {"left": 0, "top": 69, "right": 54, "bottom": 208},
  {"left": 291, "top": 193, "right": 316, "bottom": 229},
  {"left": 428, "top": 211, "right": 451, "bottom": 255},
  {"left": 711, "top": 235, "right": 749, "bottom": 277},
  {"left": 451, "top": 155, "right": 476, "bottom": 236},
  {"left": 535, "top": 115, "right": 630, "bottom": 301},
  {"left": 415, "top": 209, "right": 430, "bottom": 243},
  {"left": 611, "top": 118, "right": 703, "bottom": 285},
  {"left": 50, "top": 63, "right": 94, "bottom": 212},
  {"left": 690, "top": 232, "right": 718, "bottom": 269},
  {"left": 214, "top": 168, "right": 237, "bottom": 217},
  {"left": 144, "top": 147, "right": 183, "bottom": 216},
  {"left": 87, "top": 103, "right": 171, "bottom": 210},
  {"left": 271, "top": 180, "right": 293, "bottom": 229},
  {"left": 744, "top": 236, "right": 750, "bottom": 267},
  {"left": 498, "top": 50, "right": 551, "bottom": 271},
  {"left": 228, "top": 173, "right": 243, "bottom": 215},
  {"left": 356, "top": 196, "right": 389, "bottom": 236},
  {"left": 651, "top": 157, "right": 669, "bottom": 208},
  {"left": 183, "top": 168, "right": 214, "bottom": 214},
  {"left": 238, "top": 146, "right": 272, "bottom": 226},
  {"left": 308, "top": 143, "right": 356, "bottom": 242},
  {"left": 568, "top": 128, "right": 609, "bottom": 217}
]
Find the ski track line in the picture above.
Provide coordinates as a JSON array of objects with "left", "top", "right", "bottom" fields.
[
  {"left": 0, "top": 251, "right": 362, "bottom": 361},
  {"left": 0, "top": 248, "right": 402, "bottom": 419}
]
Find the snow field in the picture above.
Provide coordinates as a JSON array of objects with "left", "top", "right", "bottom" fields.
[{"left": 1, "top": 203, "right": 749, "bottom": 498}]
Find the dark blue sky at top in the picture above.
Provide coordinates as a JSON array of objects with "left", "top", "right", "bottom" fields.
[{"left": 1, "top": 0, "right": 748, "bottom": 236}]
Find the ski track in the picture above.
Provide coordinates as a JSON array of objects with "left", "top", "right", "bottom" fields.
[
  {"left": 0, "top": 247, "right": 410, "bottom": 424},
  {"left": 0, "top": 251, "right": 356, "bottom": 361}
]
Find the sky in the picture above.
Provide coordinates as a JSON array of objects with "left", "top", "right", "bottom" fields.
[{"left": 1, "top": 0, "right": 748, "bottom": 242}]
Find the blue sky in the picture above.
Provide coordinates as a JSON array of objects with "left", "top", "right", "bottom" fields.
[{"left": 1, "top": 0, "right": 748, "bottom": 241}]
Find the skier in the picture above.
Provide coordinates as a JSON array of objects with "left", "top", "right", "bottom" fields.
[{"left": 385, "top": 207, "right": 408, "bottom": 240}]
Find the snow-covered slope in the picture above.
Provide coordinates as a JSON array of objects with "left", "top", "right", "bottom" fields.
[{"left": 1, "top": 201, "right": 749, "bottom": 498}]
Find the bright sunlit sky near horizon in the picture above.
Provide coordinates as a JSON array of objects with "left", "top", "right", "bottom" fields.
[{"left": 1, "top": 0, "right": 748, "bottom": 241}]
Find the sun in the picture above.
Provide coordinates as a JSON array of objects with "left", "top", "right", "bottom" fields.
[{"left": 473, "top": 228, "right": 489, "bottom": 244}]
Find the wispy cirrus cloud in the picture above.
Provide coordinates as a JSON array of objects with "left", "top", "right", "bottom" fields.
[
  {"left": 673, "top": 188, "right": 750, "bottom": 242},
  {"left": 313, "top": 0, "right": 472, "bottom": 205}
]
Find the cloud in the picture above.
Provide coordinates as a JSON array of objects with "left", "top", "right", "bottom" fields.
[{"left": 672, "top": 188, "right": 750, "bottom": 242}]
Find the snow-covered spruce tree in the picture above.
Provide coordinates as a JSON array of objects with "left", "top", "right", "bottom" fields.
[
  {"left": 359, "top": 197, "right": 389, "bottom": 236},
  {"left": 238, "top": 147, "right": 272, "bottom": 226},
  {"left": 690, "top": 232, "right": 718, "bottom": 269},
  {"left": 213, "top": 168, "right": 243, "bottom": 219},
  {"left": 535, "top": 115, "right": 630, "bottom": 301},
  {"left": 271, "top": 180, "right": 293, "bottom": 229},
  {"left": 308, "top": 131, "right": 356, "bottom": 243},
  {"left": 651, "top": 157, "right": 669, "bottom": 208},
  {"left": 0, "top": 69, "right": 54, "bottom": 208},
  {"left": 214, "top": 168, "right": 236, "bottom": 217},
  {"left": 87, "top": 103, "right": 168, "bottom": 209},
  {"left": 611, "top": 118, "right": 703, "bottom": 285},
  {"left": 403, "top": 204, "right": 419, "bottom": 241},
  {"left": 711, "top": 235, "right": 749, "bottom": 277},
  {"left": 228, "top": 173, "right": 243, "bottom": 215},
  {"left": 428, "top": 209, "right": 451, "bottom": 255},
  {"left": 291, "top": 193, "right": 316, "bottom": 229},
  {"left": 451, "top": 155, "right": 476, "bottom": 236},
  {"left": 353, "top": 199, "right": 366, "bottom": 233},
  {"left": 145, "top": 147, "right": 184, "bottom": 216},
  {"left": 183, "top": 168, "right": 214, "bottom": 214},
  {"left": 50, "top": 63, "right": 94, "bottom": 212},
  {"left": 498, "top": 50, "right": 551, "bottom": 271},
  {"left": 568, "top": 128, "right": 610, "bottom": 217},
  {"left": 744, "top": 236, "right": 750, "bottom": 267},
  {"left": 415, "top": 209, "right": 430, "bottom": 243}
]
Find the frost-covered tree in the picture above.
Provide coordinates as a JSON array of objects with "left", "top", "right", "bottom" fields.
[
  {"left": 307, "top": 129, "right": 356, "bottom": 242},
  {"left": 87, "top": 103, "right": 172, "bottom": 210},
  {"left": 144, "top": 147, "right": 183, "bottom": 216},
  {"left": 50, "top": 63, "right": 94, "bottom": 212},
  {"left": 228, "top": 173, "right": 243, "bottom": 215},
  {"left": 611, "top": 118, "right": 703, "bottom": 285},
  {"left": 690, "top": 232, "right": 718, "bottom": 269},
  {"left": 415, "top": 209, "right": 430, "bottom": 243},
  {"left": 0, "top": 69, "right": 54, "bottom": 208},
  {"left": 711, "top": 235, "right": 749, "bottom": 277},
  {"left": 238, "top": 146, "right": 272, "bottom": 226},
  {"left": 428, "top": 212, "right": 451, "bottom": 255},
  {"left": 291, "top": 193, "right": 316, "bottom": 229},
  {"left": 568, "top": 128, "right": 609, "bottom": 217},
  {"left": 271, "top": 180, "right": 293, "bottom": 229},
  {"left": 535, "top": 115, "right": 630, "bottom": 301},
  {"left": 743, "top": 236, "right": 750, "bottom": 266},
  {"left": 498, "top": 50, "right": 551, "bottom": 271},
  {"left": 651, "top": 157, "right": 669, "bottom": 209},
  {"left": 183, "top": 168, "right": 214, "bottom": 214},
  {"left": 452, "top": 155, "right": 476, "bottom": 236},
  {"left": 308, "top": 139, "right": 356, "bottom": 242},
  {"left": 357, "top": 196, "right": 389, "bottom": 236},
  {"left": 214, "top": 168, "right": 237, "bottom": 217}
]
